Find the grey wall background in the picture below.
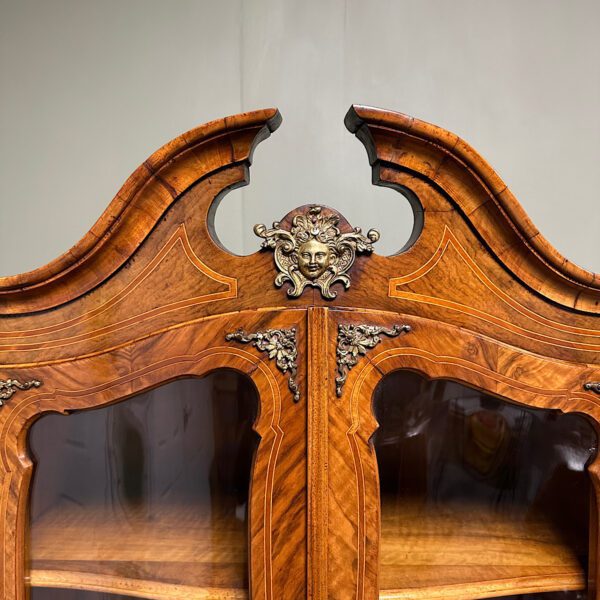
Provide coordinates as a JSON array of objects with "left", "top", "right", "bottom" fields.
[{"left": 1, "top": 0, "right": 599, "bottom": 275}]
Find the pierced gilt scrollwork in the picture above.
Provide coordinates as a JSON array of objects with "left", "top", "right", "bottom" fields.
[
  {"left": 584, "top": 382, "right": 600, "bottom": 394},
  {"left": 226, "top": 328, "right": 300, "bottom": 402},
  {"left": 254, "top": 205, "right": 380, "bottom": 299},
  {"left": 0, "top": 378, "right": 42, "bottom": 406},
  {"left": 335, "top": 324, "right": 411, "bottom": 397}
]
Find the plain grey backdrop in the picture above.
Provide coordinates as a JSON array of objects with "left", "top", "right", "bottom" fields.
[{"left": 1, "top": 0, "right": 598, "bottom": 275}]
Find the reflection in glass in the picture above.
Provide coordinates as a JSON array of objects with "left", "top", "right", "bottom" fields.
[
  {"left": 28, "top": 371, "right": 258, "bottom": 599},
  {"left": 373, "top": 371, "right": 597, "bottom": 599}
]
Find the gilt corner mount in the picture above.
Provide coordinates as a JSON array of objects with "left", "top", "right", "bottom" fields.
[
  {"left": 254, "top": 205, "right": 380, "bottom": 299},
  {"left": 585, "top": 382, "right": 600, "bottom": 395},
  {"left": 0, "top": 378, "right": 42, "bottom": 407},
  {"left": 225, "top": 327, "right": 300, "bottom": 402},
  {"left": 335, "top": 324, "right": 411, "bottom": 397}
]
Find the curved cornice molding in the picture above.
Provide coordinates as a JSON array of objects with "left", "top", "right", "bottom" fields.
[
  {"left": 0, "top": 108, "right": 281, "bottom": 314},
  {"left": 345, "top": 104, "right": 600, "bottom": 314}
]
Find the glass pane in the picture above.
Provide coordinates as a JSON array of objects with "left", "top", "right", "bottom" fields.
[
  {"left": 373, "top": 370, "right": 597, "bottom": 599},
  {"left": 28, "top": 371, "right": 258, "bottom": 599}
]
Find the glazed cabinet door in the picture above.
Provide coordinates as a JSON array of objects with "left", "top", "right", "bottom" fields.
[
  {"left": 1, "top": 310, "right": 307, "bottom": 600},
  {"left": 326, "top": 308, "right": 599, "bottom": 600}
]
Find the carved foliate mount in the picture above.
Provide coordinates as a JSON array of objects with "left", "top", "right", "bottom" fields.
[
  {"left": 254, "top": 205, "right": 380, "bottom": 299},
  {"left": 335, "top": 324, "right": 411, "bottom": 397},
  {"left": 0, "top": 378, "right": 42, "bottom": 406},
  {"left": 226, "top": 327, "right": 300, "bottom": 402},
  {"left": 584, "top": 382, "right": 600, "bottom": 394}
]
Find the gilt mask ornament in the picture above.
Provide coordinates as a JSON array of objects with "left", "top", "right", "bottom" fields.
[{"left": 254, "top": 205, "right": 380, "bottom": 299}]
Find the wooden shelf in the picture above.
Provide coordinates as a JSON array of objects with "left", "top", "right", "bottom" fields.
[
  {"left": 379, "top": 500, "right": 587, "bottom": 599},
  {"left": 29, "top": 504, "right": 249, "bottom": 599},
  {"left": 29, "top": 500, "right": 589, "bottom": 599}
]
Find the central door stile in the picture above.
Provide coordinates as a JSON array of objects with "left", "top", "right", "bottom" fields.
[{"left": 307, "top": 307, "right": 330, "bottom": 600}]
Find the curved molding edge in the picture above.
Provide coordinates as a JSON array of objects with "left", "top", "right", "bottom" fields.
[
  {"left": 0, "top": 108, "right": 281, "bottom": 314},
  {"left": 345, "top": 104, "right": 600, "bottom": 314}
]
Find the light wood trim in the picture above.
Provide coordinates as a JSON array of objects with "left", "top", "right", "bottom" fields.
[
  {"left": 30, "top": 571, "right": 248, "bottom": 599},
  {"left": 307, "top": 307, "right": 329, "bottom": 600},
  {"left": 378, "top": 574, "right": 583, "bottom": 600}
]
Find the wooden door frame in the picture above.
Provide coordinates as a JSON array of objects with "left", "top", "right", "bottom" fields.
[
  {"left": 0, "top": 309, "right": 307, "bottom": 600},
  {"left": 326, "top": 307, "right": 600, "bottom": 600}
]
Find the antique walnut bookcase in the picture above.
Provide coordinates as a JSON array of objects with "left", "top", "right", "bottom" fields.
[{"left": 1, "top": 106, "right": 599, "bottom": 600}]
